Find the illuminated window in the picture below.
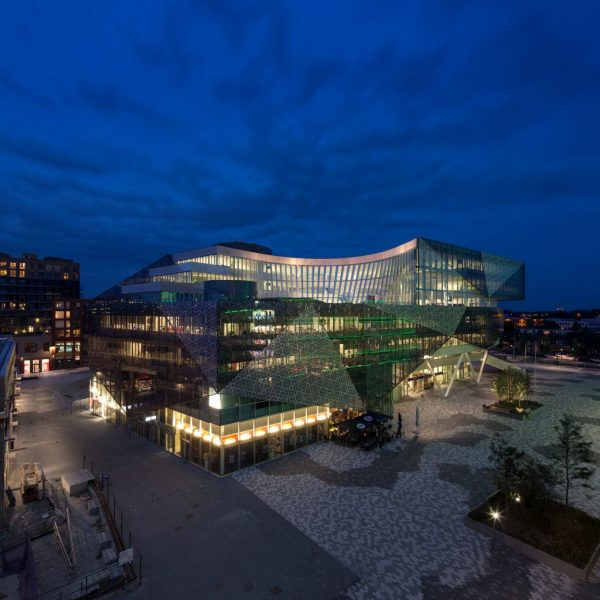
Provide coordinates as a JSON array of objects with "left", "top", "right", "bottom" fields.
[{"left": 63, "top": 273, "right": 70, "bottom": 280}]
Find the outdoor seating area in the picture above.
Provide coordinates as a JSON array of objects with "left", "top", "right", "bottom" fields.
[{"left": 330, "top": 411, "right": 394, "bottom": 450}]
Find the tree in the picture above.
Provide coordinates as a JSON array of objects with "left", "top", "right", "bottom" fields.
[
  {"left": 519, "top": 456, "right": 559, "bottom": 507},
  {"left": 552, "top": 413, "right": 595, "bottom": 505},
  {"left": 489, "top": 434, "right": 527, "bottom": 505},
  {"left": 492, "top": 368, "right": 531, "bottom": 407}
]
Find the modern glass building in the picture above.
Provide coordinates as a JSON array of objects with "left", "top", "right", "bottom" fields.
[{"left": 86, "top": 238, "right": 524, "bottom": 475}]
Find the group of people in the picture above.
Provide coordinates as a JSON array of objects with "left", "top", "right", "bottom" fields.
[{"left": 395, "top": 404, "right": 421, "bottom": 439}]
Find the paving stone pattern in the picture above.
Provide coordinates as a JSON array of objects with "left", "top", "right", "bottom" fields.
[{"left": 235, "top": 367, "right": 600, "bottom": 599}]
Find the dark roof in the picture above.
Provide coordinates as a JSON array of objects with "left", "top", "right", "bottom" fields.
[{"left": 217, "top": 242, "right": 273, "bottom": 255}]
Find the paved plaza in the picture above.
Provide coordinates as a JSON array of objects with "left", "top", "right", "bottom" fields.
[
  {"left": 234, "top": 365, "right": 600, "bottom": 600},
  {"left": 10, "top": 365, "right": 600, "bottom": 599}
]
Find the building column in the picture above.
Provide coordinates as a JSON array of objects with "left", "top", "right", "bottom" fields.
[
  {"left": 463, "top": 353, "right": 478, "bottom": 381},
  {"left": 476, "top": 350, "right": 489, "bottom": 384},
  {"left": 424, "top": 358, "right": 444, "bottom": 394},
  {"left": 444, "top": 353, "right": 465, "bottom": 398}
]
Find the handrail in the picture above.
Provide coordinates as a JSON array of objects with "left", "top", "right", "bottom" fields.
[
  {"left": 53, "top": 521, "right": 75, "bottom": 574},
  {"left": 65, "top": 506, "right": 76, "bottom": 568}
]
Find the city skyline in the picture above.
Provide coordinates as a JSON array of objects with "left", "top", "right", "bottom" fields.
[{"left": 1, "top": 1, "right": 599, "bottom": 308}]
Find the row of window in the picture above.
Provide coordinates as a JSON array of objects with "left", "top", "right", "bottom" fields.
[
  {"left": 0, "top": 272, "right": 78, "bottom": 280},
  {"left": 0, "top": 260, "right": 77, "bottom": 272},
  {"left": 15, "top": 341, "right": 51, "bottom": 354},
  {"left": 172, "top": 252, "right": 417, "bottom": 304}
]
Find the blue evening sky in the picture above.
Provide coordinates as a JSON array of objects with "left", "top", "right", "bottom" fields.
[{"left": 0, "top": 1, "right": 598, "bottom": 309}]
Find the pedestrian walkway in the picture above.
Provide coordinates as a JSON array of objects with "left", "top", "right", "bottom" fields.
[{"left": 235, "top": 367, "right": 600, "bottom": 599}]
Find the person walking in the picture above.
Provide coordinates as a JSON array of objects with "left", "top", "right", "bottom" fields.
[
  {"left": 396, "top": 412, "right": 403, "bottom": 439},
  {"left": 415, "top": 405, "right": 420, "bottom": 428}
]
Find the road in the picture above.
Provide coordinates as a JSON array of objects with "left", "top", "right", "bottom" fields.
[{"left": 12, "top": 369, "right": 356, "bottom": 600}]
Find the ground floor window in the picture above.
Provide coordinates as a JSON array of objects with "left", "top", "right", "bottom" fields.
[
  {"left": 161, "top": 408, "right": 330, "bottom": 476},
  {"left": 21, "top": 358, "right": 49, "bottom": 374}
]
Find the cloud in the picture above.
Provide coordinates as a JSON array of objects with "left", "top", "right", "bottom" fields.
[
  {"left": 0, "top": 131, "right": 109, "bottom": 175},
  {"left": 0, "top": 0, "right": 598, "bottom": 308}
]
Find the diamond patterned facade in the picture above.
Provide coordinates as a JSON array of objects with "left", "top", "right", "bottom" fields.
[
  {"left": 86, "top": 238, "right": 524, "bottom": 475},
  {"left": 221, "top": 305, "right": 362, "bottom": 410},
  {"left": 159, "top": 301, "right": 218, "bottom": 389}
]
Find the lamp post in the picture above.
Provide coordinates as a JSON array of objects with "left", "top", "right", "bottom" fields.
[{"left": 534, "top": 339, "right": 537, "bottom": 390}]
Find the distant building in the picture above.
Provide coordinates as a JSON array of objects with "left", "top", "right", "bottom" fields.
[
  {"left": 0, "top": 253, "right": 80, "bottom": 373},
  {"left": 504, "top": 309, "right": 600, "bottom": 334},
  {"left": 51, "top": 298, "right": 84, "bottom": 369},
  {"left": 0, "top": 336, "right": 16, "bottom": 526},
  {"left": 86, "top": 238, "right": 524, "bottom": 476},
  {"left": 552, "top": 318, "right": 600, "bottom": 332}
]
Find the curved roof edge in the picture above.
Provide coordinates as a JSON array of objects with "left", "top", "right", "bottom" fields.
[{"left": 174, "top": 238, "right": 418, "bottom": 266}]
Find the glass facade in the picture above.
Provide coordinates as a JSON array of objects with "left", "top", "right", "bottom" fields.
[{"left": 86, "top": 238, "right": 524, "bottom": 475}]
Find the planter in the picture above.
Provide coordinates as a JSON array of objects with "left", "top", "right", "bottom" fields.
[
  {"left": 482, "top": 401, "right": 542, "bottom": 420},
  {"left": 465, "top": 515, "right": 600, "bottom": 582},
  {"left": 466, "top": 492, "right": 600, "bottom": 582}
]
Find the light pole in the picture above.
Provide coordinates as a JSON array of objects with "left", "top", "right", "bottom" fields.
[{"left": 534, "top": 339, "right": 537, "bottom": 390}]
